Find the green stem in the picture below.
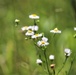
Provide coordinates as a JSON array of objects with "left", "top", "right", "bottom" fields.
[
  {"left": 67, "top": 63, "right": 72, "bottom": 75},
  {"left": 44, "top": 50, "right": 51, "bottom": 75},
  {"left": 33, "top": 41, "right": 41, "bottom": 59},
  {"left": 34, "top": 19, "right": 36, "bottom": 25},
  {"left": 57, "top": 58, "right": 67, "bottom": 75},
  {"left": 53, "top": 69, "right": 55, "bottom": 75},
  {"left": 67, "top": 56, "right": 75, "bottom": 75},
  {"left": 49, "top": 33, "right": 56, "bottom": 43}
]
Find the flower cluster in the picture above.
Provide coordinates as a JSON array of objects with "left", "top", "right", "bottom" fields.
[
  {"left": 20, "top": 14, "right": 72, "bottom": 75},
  {"left": 21, "top": 14, "right": 49, "bottom": 48}
]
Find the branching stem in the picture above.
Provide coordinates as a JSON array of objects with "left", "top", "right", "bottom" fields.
[{"left": 44, "top": 50, "right": 51, "bottom": 75}]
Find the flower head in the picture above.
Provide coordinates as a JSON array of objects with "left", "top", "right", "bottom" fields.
[
  {"left": 50, "top": 28, "right": 61, "bottom": 33},
  {"left": 36, "top": 59, "right": 42, "bottom": 65},
  {"left": 31, "top": 26, "right": 39, "bottom": 31},
  {"left": 49, "top": 55, "right": 54, "bottom": 60},
  {"left": 15, "top": 19, "right": 20, "bottom": 23},
  {"left": 25, "top": 30, "right": 34, "bottom": 36},
  {"left": 29, "top": 14, "right": 39, "bottom": 19},
  {"left": 37, "top": 37, "right": 49, "bottom": 47},
  {"left": 64, "top": 48, "right": 71, "bottom": 57},
  {"left": 21, "top": 26, "right": 29, "bottom": 31},
  {"left": 37, "top": 40, "right": 49, "bottom": 47},
  {"left": 31, "top": 33, "right": 42, "bottom": 39}
]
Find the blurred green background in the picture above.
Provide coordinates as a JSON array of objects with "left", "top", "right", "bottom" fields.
[{"left": 0, "top": 0, "right": 76, "bottom": 75}]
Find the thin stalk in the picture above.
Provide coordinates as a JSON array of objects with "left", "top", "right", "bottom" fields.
[
  {"left": 44, "top": 50, "right": 51, "bottom": 75},
  {"left": 57, "top": 58, "right": 67, "bottom": 75},
  {"left": 49, "top": 33, "right": 56, "bottom": 43},
  {"left": 53, "top": 69, "right": 55, "bottom": 75},
  {"left": 67, "top": 62, "right": 72, "bottom": 75},
  {"left": 34, "top": 19, "right": 36, "bottom": 25},
  {"left": 67, "top": 55, "right": 75, "bottom": 75},
  {"left": 35, "top": 44, "right": 41, "bottom": 59}
]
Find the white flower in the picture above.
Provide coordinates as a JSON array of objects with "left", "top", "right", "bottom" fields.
[
  {"left": 25, "top": 30, "right": 34, "bottom": 36},
  {"left": 32, "top": 26, "right": 39, "bottom": 31},
  {"left": 37, "top": 37, "right": 49, "bottom": 47},
  {"left": 36, "top": 59, "right": 42, "bottom": 64},
  {"left": 29, "top": 14, "right": 39, "bottom": 19},
  {"left": 21, "top": 26, "right": 29, "bottom": 31},
  {"left": 21, "top": 26, "right": 39, "bottom": 31},
  {"left": 37, "top": 40, "right": 49, "bottom": 47},
  {"left": 74, "top": 27, "right": 76, "bottom": 31},
  {"left": 42, "top": 37, "right": 48, "bottom": 42},
  {"left": 24, "top": 26, "right": 33, "bottom": 31},
  {"left": 15, "top": 19, "right": 20, "bottom": 22},
  {"left": 31, "top": 33, "right": 42, "bottom": 39},
  {"left": 50, "top": 28, "right": 61, "bottom": 33},
  {"left": 64, "top": 48, "right": 71, "bottom": 56},
  {"left": 49, "top": 55, "right": 54, "bottom": 60}
]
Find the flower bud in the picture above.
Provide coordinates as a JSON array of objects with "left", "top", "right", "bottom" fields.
[
  {"left": 36, "top": 59, "right": 42, "bottom": 65},
  {"left": 49, "top": 55, "right": 54, "bottom": 60},
  {"left": 50, "top": 64, "right": 55, "bottom": 69},
  {"left": 15, "top": 19, "right": 20, "bottom": 23},
  {"left": 15, "top": 19, "right": 20, "bottom": 26}
]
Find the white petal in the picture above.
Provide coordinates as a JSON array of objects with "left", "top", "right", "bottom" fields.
[
  {"left": 42, "top": 37, "right": 48, "bottom": 42},
  {"left": 37, "top": 41, "right": 41, "bottom": 46}
]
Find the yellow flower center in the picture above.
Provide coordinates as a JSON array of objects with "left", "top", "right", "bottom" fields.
[
  {"left": 28, "top": 30, "right": 32, "bottom": 33},
  {"left": 32, "top": 14, "right": 37, "bottom": 17},
  {"left": 41, "top": 41, "right": 45, "bottom": 44},
  {"left": 35, "top": 34, "right": 39, "bottom": 36},
  {"left": 54, "top": 28, "right": 58, "bottom": 32}
]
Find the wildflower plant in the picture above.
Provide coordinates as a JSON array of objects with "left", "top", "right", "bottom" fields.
[{"left": 19, "top": 14, "right": 74, "bottom": 75}]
